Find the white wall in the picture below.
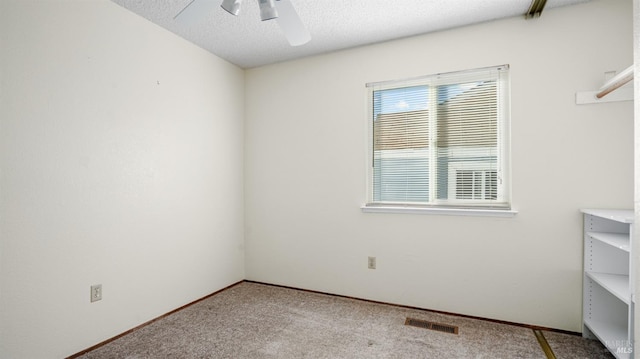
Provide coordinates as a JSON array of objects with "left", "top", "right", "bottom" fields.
[
  {"left": 633, "top": 0, "right": 640, "bottom": 351},
  {"left": 0, "top": 1, "right": 245, "bottom": 358},
  {"left": 245, "top": 0, "right": 634, "bottom": 332}
]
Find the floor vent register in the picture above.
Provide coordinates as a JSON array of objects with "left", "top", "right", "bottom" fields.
[{"left": 404, "top": 317, "right": 459, "bottom": 335}]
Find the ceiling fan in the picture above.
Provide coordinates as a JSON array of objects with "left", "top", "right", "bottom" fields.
[{"left": 174, "top": 0, "right": 311, "bottom": 46}]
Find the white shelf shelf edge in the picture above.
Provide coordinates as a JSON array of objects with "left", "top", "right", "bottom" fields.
[
  {"left": 584, "top": 319, "right": 632, "bottom": 359},
  {"left": 576, "top": 86, "right": 633, "bottom": 104},
  {"left": 587, "top": 232, "right": 630, "bottom": 252},
  {"left": 576, "top": 65, "right": 634, "bottom": 105},
  {"left": 586, "top": 272, "right": 631, "bottom": 304},
  {"left": 581, "top": 209, "right": 634, "bottom": 223}
]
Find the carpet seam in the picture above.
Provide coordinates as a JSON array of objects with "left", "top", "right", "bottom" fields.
[{"left": 533, "top": 329, "right": 557, "bottom": 359}]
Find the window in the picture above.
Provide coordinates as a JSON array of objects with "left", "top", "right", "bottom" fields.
[{"left": 366, "top": 65, "right": 510, "bottom": 210}]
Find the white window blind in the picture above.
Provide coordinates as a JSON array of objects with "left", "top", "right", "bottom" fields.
[{"left": 366, "top": 65, "right": 510, "bottom": 209}]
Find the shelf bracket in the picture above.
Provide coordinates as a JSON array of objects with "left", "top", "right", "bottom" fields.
[{"left": 576, "top": 66, "right": 634, "bottom": 105}]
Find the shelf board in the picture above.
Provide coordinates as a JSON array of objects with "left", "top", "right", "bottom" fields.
[
  {"left": 584, "top": 319, "right": 631, "bottom": 359},
  {"left": 587, "top": 232, "right": 630, "bottom": 252},
  {"left": 582, "top": 209, "right": 634, "bottom": 223},
  {"left": 586, "top": 272, "right": 630, "bottom": 304}
]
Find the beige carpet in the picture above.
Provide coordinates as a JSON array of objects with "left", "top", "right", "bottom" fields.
[
  {"left": 75, "top": 282, "right": 610, "bottom": 358},
  {"left": 545, "top": 331, "right": 614, "bottom": 359}
]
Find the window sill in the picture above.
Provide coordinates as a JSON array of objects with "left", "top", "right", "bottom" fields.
[{"left": 361, "top": 205, "right": 518, "bottom": 218}]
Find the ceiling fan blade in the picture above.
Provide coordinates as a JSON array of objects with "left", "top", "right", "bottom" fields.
[
  {"left": 174, "top": 0, "right": 217, "bottom": 25},
  {"left": 274, "top": 0, "right": 311, "bottom": 46}
]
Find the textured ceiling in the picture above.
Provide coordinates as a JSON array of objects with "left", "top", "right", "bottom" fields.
[{"left": 111, "top": 0, "right": 592, "bottom": 69}]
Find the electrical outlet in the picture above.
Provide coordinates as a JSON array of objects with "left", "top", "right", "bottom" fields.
[
  {"left": 90, "top": 284, "right": 102, "bottom": 302},
  {"left": 368, "top": 256, "right": 376, "bottom": 270}
]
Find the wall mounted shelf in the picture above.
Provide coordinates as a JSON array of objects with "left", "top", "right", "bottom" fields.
[{"left": 576, "top": 65, "right": 634, "bottom": 104}]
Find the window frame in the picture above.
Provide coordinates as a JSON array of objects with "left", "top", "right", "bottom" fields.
[{"left": 363, "top": 65, "right": 514, "bottom": 216}]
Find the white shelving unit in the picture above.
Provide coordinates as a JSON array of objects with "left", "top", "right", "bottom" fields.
[{"left": 582, "top": 209, "right": 634, "bottom": 358}]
